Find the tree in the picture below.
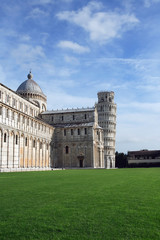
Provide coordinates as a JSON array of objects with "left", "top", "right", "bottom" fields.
[{"left": 115, "top": 151, "right": 127, "bottom": 168}]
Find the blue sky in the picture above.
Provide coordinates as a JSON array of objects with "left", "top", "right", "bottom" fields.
[{"left": 1, "top": 0, "right": 160, "bottom": 153}]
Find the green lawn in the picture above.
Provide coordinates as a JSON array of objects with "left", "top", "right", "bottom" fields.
[{"left": 0, "top": 168, "right": 160, "bottom": 240}]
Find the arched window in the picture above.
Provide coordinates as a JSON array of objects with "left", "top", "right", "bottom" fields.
[
  {"left": 42, "top": 104, "right": 46, "bottom": 111},
  {"left": 4, "top": 133, "right": 7, "bottom": 142},
  {"left": 16, "top": 135, "right": 18, "bottom": 145},
  {"left": 65, "top": 146, "right": 69, "bottom": 154},
  {"left": 25, "top": 137, "right": 27, "bottom": 146},
  {"left": 98, "top": 132, "right": 100, "bottom": 141},
  {"left": 78, "top": 129, "right": 80, "bottom": 135},
  {"left": 33, "top": 140, "right": 35, "bottom": 148}
]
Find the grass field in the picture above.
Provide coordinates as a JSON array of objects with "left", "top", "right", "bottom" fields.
[{"left": 0, "top": 168, "right": 160, "bottom": 240}]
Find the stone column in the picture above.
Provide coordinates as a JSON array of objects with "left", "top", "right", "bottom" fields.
[
  {"left": 0, "top": 130, "right": 2, "bottom": 169},
  {"left": 7, "top": 133, "right": 9, "bottom": 168},
  {"left": 35, "top": 140, "right": 37, "bottom": 168},
  {"left": 27, "top": 138, "right": 29, "bottom": 168},
  {"left": 48, "top": 144, "right": 51, "bottom": 168},
  {"left": 23, "top": 136, "right": 25, "bottom": 168},
  {"left": 31, "top": 139, "right": 33, "bottom": 168},
  {"left": 45, "top": 143, "right": 47, "bottom": 168},
  {"left": 42, "top": 142, "right": 44, "bottom": 168}
]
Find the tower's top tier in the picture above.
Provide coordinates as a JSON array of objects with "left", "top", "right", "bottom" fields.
[{"left": 97, "top": 91, "right": 114, "bottom": 103}]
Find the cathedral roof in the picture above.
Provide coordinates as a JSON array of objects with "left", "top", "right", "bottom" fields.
[
  {"left": 16, "top": 71, "right": 44, "bottom": 95},
  {"left": 42, "top": 107, "right": 95, "bottom": 114}
]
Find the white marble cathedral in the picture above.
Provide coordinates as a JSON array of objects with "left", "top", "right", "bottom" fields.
[{"left": 0, "top": 72, "right": 116, "bottom": 172}]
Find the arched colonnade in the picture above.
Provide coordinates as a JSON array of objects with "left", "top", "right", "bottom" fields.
[{"left": 0, "top": 127, "right": 51, "bottom": 170}]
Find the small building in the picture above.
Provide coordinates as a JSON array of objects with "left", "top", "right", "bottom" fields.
[{"left": 127, "top": 150, "right": 160, "bottom": 167}]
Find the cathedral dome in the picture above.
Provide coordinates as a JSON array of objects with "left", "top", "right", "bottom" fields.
[
  {"left": 16, "top": 71, "right": 44, "bottom": 95},
  {"left": 16, "top": 71, "right": 47, "bottom": 112}
]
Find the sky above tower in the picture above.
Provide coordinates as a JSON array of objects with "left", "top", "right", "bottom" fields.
[{"left": 1, "top": 0, "right": 160, "bottom": 153}]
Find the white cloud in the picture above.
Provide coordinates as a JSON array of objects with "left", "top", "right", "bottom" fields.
[
  {"left": 144, "top": 0, "right": 151, "bottom": 7},
  {"left": 57, "top": 1, "right": 139, "bottom": 44},
  {"left": 64, "top": 55, "right": 80, "bottom": 65},
  {"left": 40, "top": 33, "right": 49, "bottom": 45},
  {"left": 40, "top": 63, "right": 56, "bottom": 76},
  {"left": 0, "top": 29, "right": 31, "bottom": 43},
  {"left": 121, "top": 0, "right": 135, "bottom": 12},
  {"left": 78, "top": 56, "right": 160, "bottom": 66},
  {"left": 20, "top": 35, "right": 31, "bottom": 42},
  {"left": 11, "top": 44, "right": 45, "bottom": 66},
  {"left": 26, "top": 8, "right": 49, "bottom": 19},
  {"left": 36, "top": 61, "right": 77, "bottom": 78},
  {"left": 137, "top": 81, "right": 160, "bottom": 92},
  {"left": 30, "top": 0, "right": 54, "bottom": 5},
  {"left": 58, "top": 41, "right": 90, "bottom": 54},
  {"left": 62, "top": 0, "right": 73, "bottom": 2},
  {"left": 0, "top": 28, "right": 18, "bottom": 38},
  {"left": 57, "top": 67, "right": 77, "bottom": 77},
  {"left": 30, "top": 0, "right": 72, "bottom": 5},
  {"left": 144, "top": 0, "right": 160, "bottom": 7}
]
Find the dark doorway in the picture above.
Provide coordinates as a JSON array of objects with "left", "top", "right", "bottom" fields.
[
  {"left": 77, "top": 155, "right": 84, "bottom": 168},
  {"left": 110, "top": 160, "right": 112, "bottom": 168},
  {"left": 80, "top": 159, "right": 83, "bottom": 168}
]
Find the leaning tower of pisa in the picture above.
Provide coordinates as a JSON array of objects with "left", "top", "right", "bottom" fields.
[{"left": 97, "top": 91, "right": 117, "bottom": 168}]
